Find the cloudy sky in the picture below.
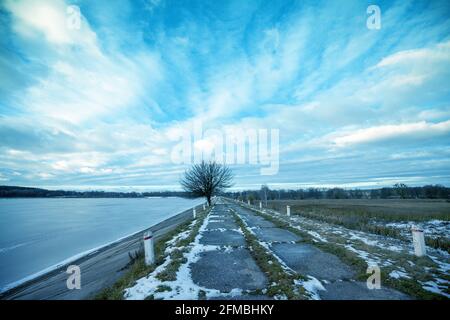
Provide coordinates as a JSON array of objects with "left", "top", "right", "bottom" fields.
[{"left": 0, "top": 0, "right": 449, "bottom": 191}]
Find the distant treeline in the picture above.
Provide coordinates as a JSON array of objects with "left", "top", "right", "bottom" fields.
[
  {"left": 224, "top": 184, "right": 450, "bottom": 200},
  {"left": 0, "top": 186, "right": 192, "bottom": 198}
]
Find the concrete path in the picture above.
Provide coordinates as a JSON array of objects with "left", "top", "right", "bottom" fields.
[
  {"left": 189, "top": 203, "right": 269, "bottom": 299},
  {"left": 228, "top": 202, "right": 411, "bottom": 300}
]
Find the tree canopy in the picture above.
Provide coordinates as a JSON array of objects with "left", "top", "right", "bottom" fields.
[{"left": 180, "top": 161, "right": 234, "bottom": 205}]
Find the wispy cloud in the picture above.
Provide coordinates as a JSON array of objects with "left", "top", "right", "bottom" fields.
[
  {"left": 1, "top": 0, "right": 450, "bottom": 189},
  {"left": 331, "top": 120, "right": 450, "bottom": 148}
]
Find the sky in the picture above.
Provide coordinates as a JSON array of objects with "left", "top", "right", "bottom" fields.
[{"left": 0, "top": 0, "right": 449, "bottom": 191}]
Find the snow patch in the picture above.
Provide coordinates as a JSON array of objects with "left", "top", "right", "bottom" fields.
[
  {"left": 296, "top": 276, "right": 325, "bottom": 300},
  {"left": 306, "top": 231, "right": 328, "bottom": 242},
  {"left": 421, "top": 280, "right": 450, "bottom": 298},
  {"left": 389, "top": 270, "right": 411, "bottom": 279}
]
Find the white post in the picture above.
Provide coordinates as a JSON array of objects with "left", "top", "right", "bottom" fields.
[
  {"left": 248, "top": 200, "right": 250, "bottom": 205},
  {"left": 287, "top": 205, "right": 290, "bottom": 217},
  {"left": 143, "top": 231, "right": 155, "bottom": 266},
  {"left": 259, "top": 201, "right": 262, "bottom": 209},
  {"left": 412, "top": 227, "right": 426, "bottom": 257},
  {"left": 193, "top": 208, "right": 197, "bottom": 219},
  {"left": 203, "top": 204, "right": 206, "bottom": 210}
]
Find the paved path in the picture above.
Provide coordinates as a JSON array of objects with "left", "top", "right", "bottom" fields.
[
  {"left": 189, "top": 202, "right": 270, "bottom": 299},
  {"left": 228, "top": 201, "right": 411, "bottom": 300}
]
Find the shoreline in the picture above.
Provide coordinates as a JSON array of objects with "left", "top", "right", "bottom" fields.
[
  {"left": 0, "top": 204, "right": 200, "bottom": 300},
  {"left": 0, "top": 223, "right": 160, "bottom": 294}
]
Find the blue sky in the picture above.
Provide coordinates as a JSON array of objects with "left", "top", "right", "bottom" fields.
[{"left": 0, "top": 0, "right": 449, "bottom": 191}]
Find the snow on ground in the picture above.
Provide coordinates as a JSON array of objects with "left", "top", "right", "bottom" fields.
[
  {"left": 207, "top": 228, "right": 227, "bottom": 232},
  {"left": 295, "top": 277, "right": 326, "bottom": 300},
  {"left": 421, "top": 280, "right": 450, "bottom": 298},
  {"left": 430, "top": 256, "right": 450, "bottom": 273},
  {"left": 164, "top": 223, "right": 195, "bottom": 254},
  {"left": 389, "top": 269, "right": 411, "bottom": 279},
  {"left": 232, "top": 227, "right": 245, "bottom": 235},
  {"left": 344, "top": 244, "right": 385, "bottom": 267},
  {"left": 124, "top": 211, "right": 244, "bottom": 300},
  {"left": 349, "top": 232, "right": 380, "bottom": 247},
  {"left": 306, "top": 231, "right": 328, "bottom": 243},
  {"left": 233, "top": 208, "right": 323, "bottom": 300},
  {"left": 384, "top": 220, "right": 450, "bottom": 240},
  {"left": 234, "top": 210, "right": 293, "bottom": 273},
  {"left": 253, "top": 205, "right": 450, "bottom": 299},
  {"left": 285, "top": 210, "right": 449, "bottom": 264}
]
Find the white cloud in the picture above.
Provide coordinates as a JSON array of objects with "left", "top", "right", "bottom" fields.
[
  {"left": 331, "top": 120, "right": 450, "bottom": 148},
  {"left": 375, "top": 41, "right": 450, "bottom": 69},
  {"left": 26, "top": 54, "right": 161, "bottom": 124},
  {"left": 4, "top": 0, "right": 163, "bottom": 125},
  {"left": 36, "top": 172, "right": 54, "bottom": 179},
  {"left": 2, "top": 1, "right": 450, "bottom": 188},
  {"left": 4, "top": 0, "right": 99, "bottom": 54}
]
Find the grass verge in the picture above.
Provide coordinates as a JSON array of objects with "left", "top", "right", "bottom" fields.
[
  {"left": 267, "top": 202, "right": 450, "bottom": 253},
  {"left": 243, "top": 203, "right": 447, "bottom": 300}
]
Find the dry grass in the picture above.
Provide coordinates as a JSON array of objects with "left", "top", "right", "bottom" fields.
[
  {"left": 266, "top": 199, "right": 450, "bottom": 252},
  {"left": 247, "top": 205, "right": 447, "bottom": 300},
  {"left": 267, "top": 199, "right": 450, "bottom": 221}
]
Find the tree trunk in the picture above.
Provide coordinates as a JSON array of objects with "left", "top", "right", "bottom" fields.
[{"left": 206, "top": 194, "right": 212, "bottom": 206}]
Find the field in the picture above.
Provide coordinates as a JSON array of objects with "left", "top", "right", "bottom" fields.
[
  {"left": 266, "top": 199, "right": 450, "bottom": 221},
  {"left": 265, "top": 199, "right": 450, "bottom": 251}
]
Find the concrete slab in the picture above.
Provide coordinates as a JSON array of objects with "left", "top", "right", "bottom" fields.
[
  {"left": 241, "top": 215, "right": 276, "bottom": 228},
  {"left": 207, "top": 220, "right": 238, "bottom": 230},
  {"left": 271, "top": 243, "right": 355, "bottom": 281},
  {"left": 228, "top": 204, "right": 276, "bottom": 227},
  {"left": 191, "top": 248, "right": 267, "bottom": 292},
  {"left": 253, "top": 228, "right": 301, "bottom": 242},
  {"left": 321, "top": 281, "right": 411, "bottom": 300},
  {"left": 200, "top": 230, "right": 246, "bottom": 246},
  {"left": 209, "top": 214, "right": 234, "bottom": 220}
]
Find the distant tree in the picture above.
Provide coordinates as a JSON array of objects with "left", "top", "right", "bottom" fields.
[
  {"left": 394, "top": 183, "right": 409, "bottom": 199},
  {"left": 423, "top": 184, "right": 448, "bottom": 199},
  {"left": 370, "top": 189, "right": 380, "bottom": 199},
  {"left": 220, "top": 185, "right": 450, "bottom": 201},
  {"left": 260, "top": 184, "right": 270, "bottom": 205},
  {"left": 306, "top": 188, "right": 321, "bottom": 199},
  {"left": 380, "top": 187, "right": 392, "bottom": 199},
  {"left": 352, "top": 189, "right": 363, "bottom": 199},
  {"left": 326, "top": 187, "right": 348, "bottom": 199},
  {"left": 180, "top": 161, "right": 234, "bottom": 206}
]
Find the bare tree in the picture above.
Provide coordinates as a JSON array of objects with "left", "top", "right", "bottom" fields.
[
  {"left": 394, "top": 183, "right": 408, "bottom": 199},
  {"left": 180, "top": 161, "right": 234, "bottom": 206}
]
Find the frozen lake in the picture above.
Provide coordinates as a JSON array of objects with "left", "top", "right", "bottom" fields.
[{"left": 0, "top": 197, "right": 203, "bottom": 291}]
